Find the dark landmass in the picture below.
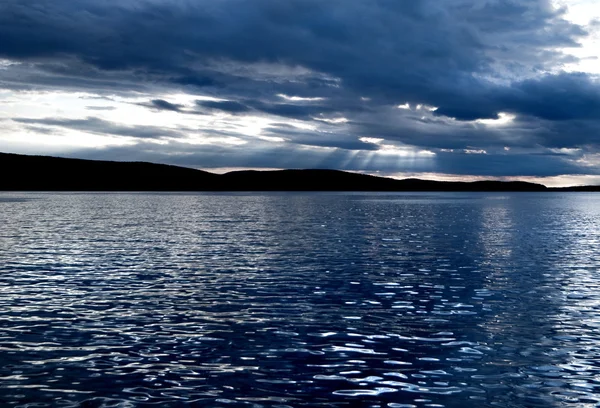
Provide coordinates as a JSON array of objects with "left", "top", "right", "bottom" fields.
[{"left": 1, "top": 152, "right": 598, "bottom": 191}]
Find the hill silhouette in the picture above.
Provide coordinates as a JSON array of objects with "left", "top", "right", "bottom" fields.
[{"left": 1, "top": 152, "right": 597, "bottom": 191}]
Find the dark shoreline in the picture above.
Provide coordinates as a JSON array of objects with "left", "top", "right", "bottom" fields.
[{"left": 2, "top": 152, "right": 598, "bottom": 192}]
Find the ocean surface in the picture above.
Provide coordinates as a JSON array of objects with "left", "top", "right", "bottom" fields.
[{"left": 1, "top": 192, "right": 599, "bottom": 408}]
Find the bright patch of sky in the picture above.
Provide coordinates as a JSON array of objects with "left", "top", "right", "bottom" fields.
[
  {"left": 554, "top": 0, "right": 600, "bottom": 74},
  {"left": 476, "top": 113, "right": 516, "bottom": 126}
]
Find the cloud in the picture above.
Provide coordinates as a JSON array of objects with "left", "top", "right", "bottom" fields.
[
  {"left": 85, "top": 106, "right": 116, "bottom": 111},
  {"left": 263, "top": 123, "right": 380, "bottom": 150},
  {"left": 197, "top": 100, "right": 251, "bottom": 113},
  {"left": 65, "top": 138, "right": 593, "bottom": 179},
  {"left": 504, "top": 73, "right": 600, "bottom": 121},
  {"left": 0, "top": 1, "right": 589, "bottom": 103},
  {"left": 433, "top": 71, "right": 600, "bottom": 122},
  {"left": 149, "top": 99, "right": 184, "bottom": 112},
  {"left": 0, "top": 0, "right": 599, "bottom": 180},
  {"left": 12, "top": 117, "right": 186, "bottom": 140}
]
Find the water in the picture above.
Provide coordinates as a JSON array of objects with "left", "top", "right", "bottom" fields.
[{"left": 1, "top": 192, "right": 599, "bottom": 408}]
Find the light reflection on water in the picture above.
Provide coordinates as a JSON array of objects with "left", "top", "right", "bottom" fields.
[{"left": 1, "top": 192, "right": 599, "bottom": 407}]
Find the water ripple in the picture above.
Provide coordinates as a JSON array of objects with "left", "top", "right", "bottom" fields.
[{"left": 1, "top": 192, "right": 600, "bottom": 407}]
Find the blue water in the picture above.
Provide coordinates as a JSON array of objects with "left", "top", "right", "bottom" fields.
[{"left": 1, "top": 192, "right": 599, "bottom": 407}]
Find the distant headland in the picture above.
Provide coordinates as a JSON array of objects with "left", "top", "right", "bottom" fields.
[{"left": 1, "top": 152, "right": 598, "bottom": 192}]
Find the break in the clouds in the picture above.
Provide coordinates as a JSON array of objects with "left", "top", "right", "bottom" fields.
[{"left": 1, "top": 0, "right": 600, "bottom": 185}]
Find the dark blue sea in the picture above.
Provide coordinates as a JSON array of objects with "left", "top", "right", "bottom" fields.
[{"left": 1, "top": 192, "right": 600, "bottom": 407}]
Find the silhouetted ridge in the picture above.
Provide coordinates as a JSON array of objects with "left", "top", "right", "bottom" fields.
[
  {"left": 220, "top": 170, "right": 548, "bottom": 191},
  {"left": 3, "top": 151, "right": 592, "bottom": 191},
  {"left": 0, "top": 152, "right": 219, "bottom": 191}
]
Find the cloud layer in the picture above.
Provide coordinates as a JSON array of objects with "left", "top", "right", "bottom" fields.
[{"left": 1, "top": 0, "right": 600, "bottom": 183}]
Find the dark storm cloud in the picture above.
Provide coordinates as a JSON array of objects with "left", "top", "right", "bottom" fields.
[
  {"left": 149, "top": 99, "right": 184, "bottom": 112},
  {"left": 243, "top": 101, "right": 332, "bottom": 120},
  {"left": 504, "top": 73, "right": 600, "bottom": 121},
  {"left": 433, "top": 72, "right": 600, "bottom": 122},
  {"left": 196, "top": 100, "right": 251, "bottom": 113},
  {"left": 13, "top": 117, "right": 186, "bottom": 140},
  {"left": 137, "top": 99, "right": 208, "bottom": 115},
  {"left": 1, "top": 0, "right": 600, "bottom": 177},
  {"left": 0, "top": 60, "right": 152, "bottom": 94},
  {"left": 0, "top": 0, "right": 589, "bottom": 110},
  {"left": 193, "top": 95, "right": 370, "bottom": 120}
]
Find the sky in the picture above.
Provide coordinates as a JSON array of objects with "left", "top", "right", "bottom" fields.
[{"left": 1, "top": 0, "right": 600, "bottom": 186}]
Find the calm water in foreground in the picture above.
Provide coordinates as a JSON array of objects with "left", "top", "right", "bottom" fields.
[{"left": 1, "top": 192, "right": 600, "bottom": 408}]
